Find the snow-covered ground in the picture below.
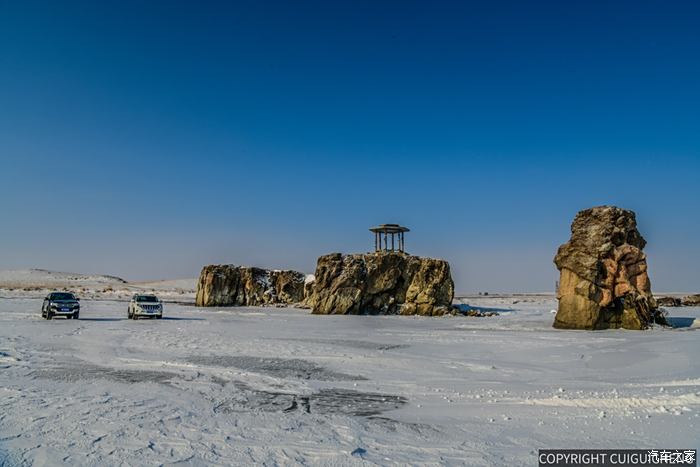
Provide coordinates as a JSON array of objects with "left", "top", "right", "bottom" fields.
[{"left": 0, "top": 291, "right": 699, "bottom": 466}]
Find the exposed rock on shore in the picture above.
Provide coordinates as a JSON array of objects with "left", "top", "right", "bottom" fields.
[
  {"left": 306, "top": 252, "right": 454, "bottom": 316},
  {"left": 655, "top": 296, "right": 681, "bottom": 307},
  {"left": 553, "top": 206, "right": 666, "bottom": 330},
  {"left": 681, "top": 294, "right": 700, "bottom": 306},
  {"left": 196, "top": 265, "right": 305, "bottom": 307}
]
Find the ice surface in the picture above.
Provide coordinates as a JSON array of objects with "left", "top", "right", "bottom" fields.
[{"left": 0, "top": 293, "right": 698, "bottom": 465}]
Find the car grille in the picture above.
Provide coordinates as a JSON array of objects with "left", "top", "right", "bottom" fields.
[{"left": 142, "top": 305, "right": 160, "bottom": 312}]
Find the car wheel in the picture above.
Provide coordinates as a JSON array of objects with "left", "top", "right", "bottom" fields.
[
  {"left": 156, "top": 315, "right": 162, "bottom": 319},
  {"left": 73, "top": 312, "right": 79, "bottom": 320},
  {"left": 46, "top": 311, "right": 53, "bottom": 320}
]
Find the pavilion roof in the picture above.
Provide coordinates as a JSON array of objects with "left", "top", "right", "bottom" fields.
[{"left": 369, "top": 224, "right": 410, "bottom": 233}]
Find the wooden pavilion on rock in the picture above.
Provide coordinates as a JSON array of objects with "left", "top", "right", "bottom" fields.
[{"left": 369, "top": 224, "right": 410, "bottom": 253}]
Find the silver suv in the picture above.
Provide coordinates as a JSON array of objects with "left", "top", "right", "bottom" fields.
[
  {"left": 128, "top": 294, "right": 163, "bottom": 319},
  {"left": 42, "top": 292, "right": 80, "bottom": 320}
]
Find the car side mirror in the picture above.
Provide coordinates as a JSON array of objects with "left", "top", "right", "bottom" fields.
[{"left": 76, "top": 298, "right": 80, "bottom": 301}]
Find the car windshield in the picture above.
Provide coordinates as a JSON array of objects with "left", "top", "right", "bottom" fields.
[
  {"left": 136, "top": 295, "right": 158, "bottom": 302},
  {"left": 50, "top": 292, "right": 76, "bottom": 301}
]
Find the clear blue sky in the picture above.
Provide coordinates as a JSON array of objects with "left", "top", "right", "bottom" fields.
[{"left": 1, "top": 1, "right": 698, "bottom": 292}]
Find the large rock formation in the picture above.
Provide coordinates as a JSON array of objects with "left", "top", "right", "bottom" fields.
[
  {"left": 553, "top": 206, "right": 666, "bottom": 330},
  {"left": 196, "top": 265, "right": 305, "bottom": 307},
  {"left": 307, "top": 252, "right": 454, "bottom": 316}
]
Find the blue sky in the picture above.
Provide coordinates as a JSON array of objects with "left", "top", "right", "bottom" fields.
[{"left": 1, "top": 1, "right": 698, "bottom": 292}]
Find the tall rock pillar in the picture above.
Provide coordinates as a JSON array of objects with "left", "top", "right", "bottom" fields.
[{"left": 553, "top": 206, "right": 665, "bottom": 330}]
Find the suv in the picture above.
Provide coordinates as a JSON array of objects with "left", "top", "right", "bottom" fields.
[
  {"left": 42, "top": 292, "right": 80, "bottom": 320},
  {"left": 128, "top": 294, "right": 163, "bottom": 319}
]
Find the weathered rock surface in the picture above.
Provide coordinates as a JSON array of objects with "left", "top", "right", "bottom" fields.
[
  {"left": 655, "top": 296, "right": 681, "bottom": 307},
  {"left": 303, "top": 275, "right": 316, "bottom": 300},
  {"left": 196, "top": 265, "right": 305, "bottom": 307},
  {"left": 681, "top": 294, "right": 700, "bottom": 306},
  {"left": 307, "top": 252, "right": 454, "bottom": 316},
  {"left": 553, "top": 206, "right": 666, "bottom": 330}
]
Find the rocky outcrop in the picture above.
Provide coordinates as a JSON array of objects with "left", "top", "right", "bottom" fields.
[
  {"left": 196, "top": 265, "right": 305, "bottom": 307},
  {"left": 307, "top": 252, "right": 454, "bottom": 316},
  {"left": 553, "top": 206, "right": 666, "bottom": 330},
  {"left": 656, "top": 296, "right": 681, "bottom": 307},
  {"left": 303, "top": 275, "right": 316, "bottom": 301},
  {"left": 681, "top": 294, "right": 700, "bottom": 306}
]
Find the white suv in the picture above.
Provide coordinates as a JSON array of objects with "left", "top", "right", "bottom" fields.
[{"left": 128, "top": 294, "right": 163, "bottom": 319}]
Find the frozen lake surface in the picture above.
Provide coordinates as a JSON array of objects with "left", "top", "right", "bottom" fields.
[{"left": 0, "top": 295, "right": 698, "bottom": 465}]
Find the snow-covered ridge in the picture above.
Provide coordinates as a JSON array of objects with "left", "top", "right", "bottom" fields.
[
  {"left": 0, "top": 269, "right": 197, "bottom": 299},
  {"left": 0, "top": 269, "right": 127, "bottom": 287}
]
